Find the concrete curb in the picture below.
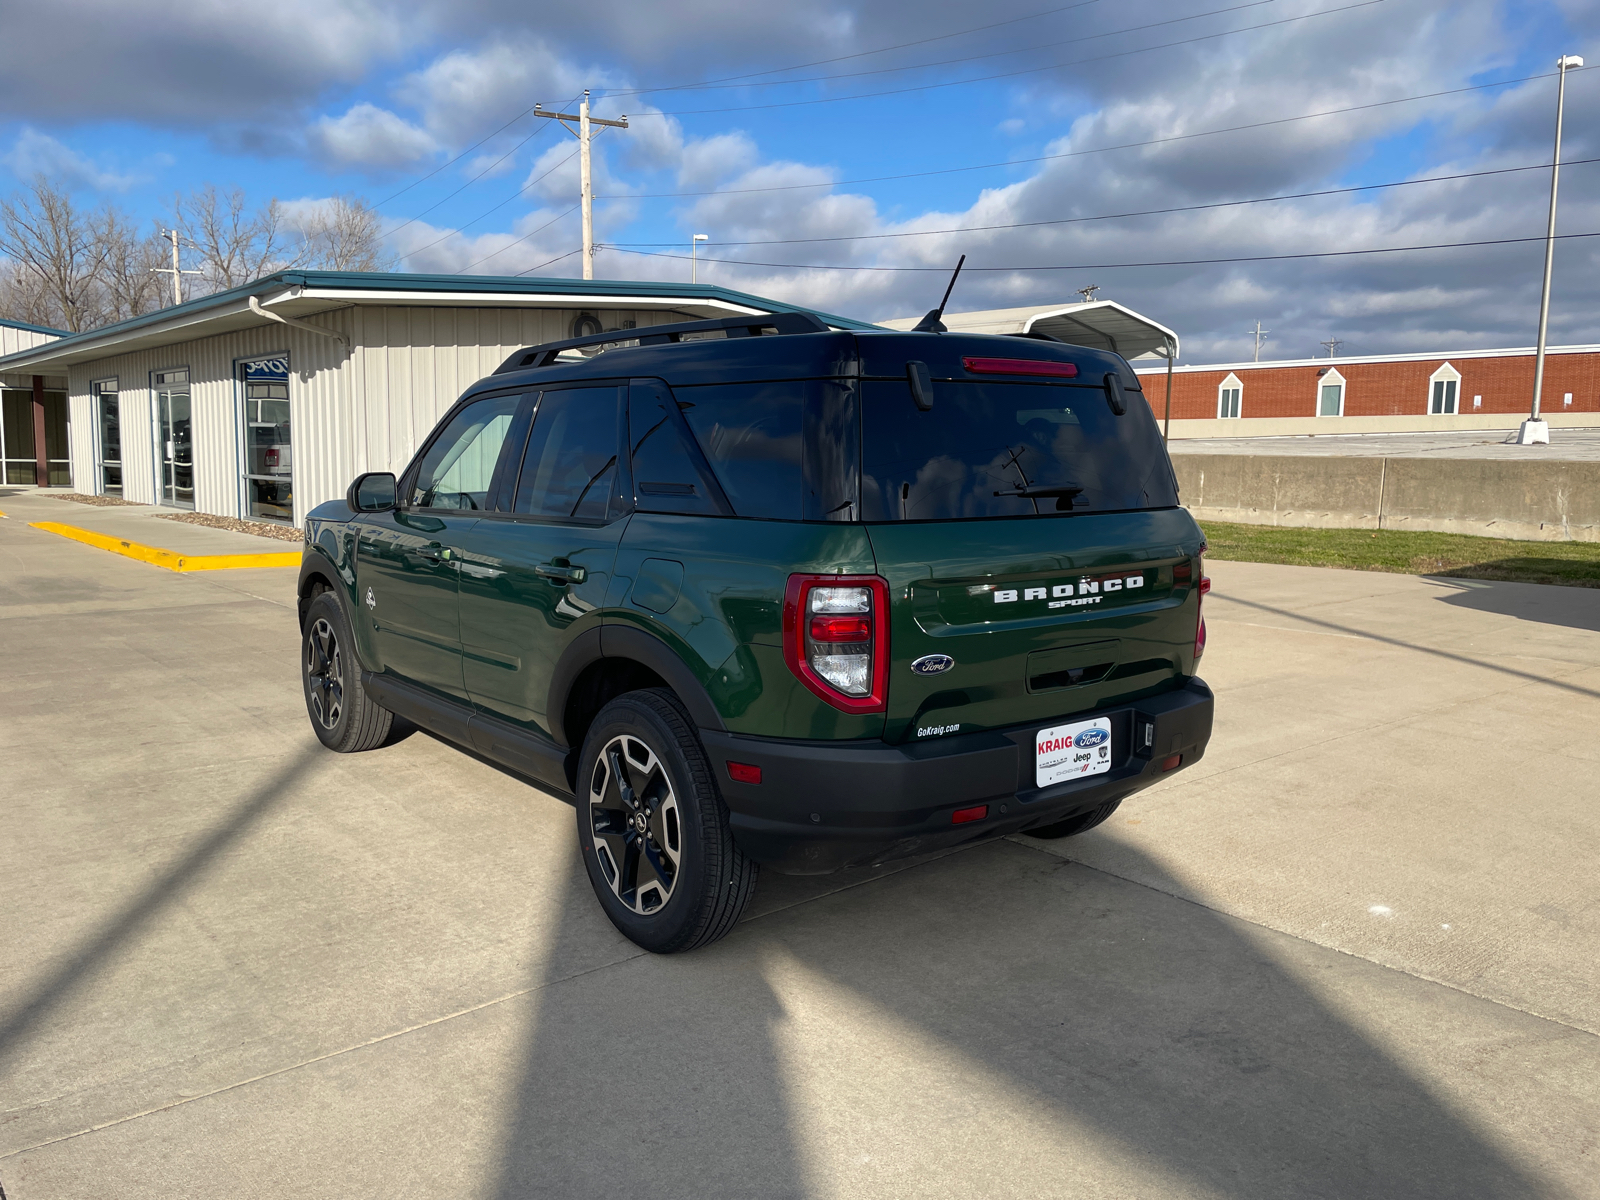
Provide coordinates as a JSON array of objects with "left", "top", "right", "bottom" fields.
[{"left": 28, "top": 521, "right": 302, "bottom": 572}]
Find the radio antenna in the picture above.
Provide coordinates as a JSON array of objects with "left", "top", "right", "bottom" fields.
[{"left": 912, "top": 254, "right": 966, "bottom": 333}]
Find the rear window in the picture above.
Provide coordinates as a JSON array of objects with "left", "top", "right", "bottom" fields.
[{"left": 859, "top": 379, "right": 1178, "bottom": 521}]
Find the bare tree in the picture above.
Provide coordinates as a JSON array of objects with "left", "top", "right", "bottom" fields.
[
  {"left": 295, "top": 195, "right": 392, "bottom": 272},
  {"left": 98, "top": 209, "right": 167, "bottom": 322},
  {"left": 181, "top": 185, "right": 298, "bottom": 292},
  {"left": 0, "top": 177, "right": 110, "bottom": 332},
  {"left": 0, "top": 256, "right": 57, "bottom": 329}
]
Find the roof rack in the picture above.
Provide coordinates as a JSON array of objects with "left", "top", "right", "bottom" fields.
[{"left": 493, "top": 311, "right": 830, "bottom": 374}]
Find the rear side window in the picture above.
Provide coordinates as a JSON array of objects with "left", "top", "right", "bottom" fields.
[
  {"left": 409, "top": 392, "right": 520, "bottom": 510},
  {"left": 513, "top": 385, "right": 622, "bottom": 521},
  {"left": 669, "top": 380, "right": 858, "bottom": 522},
  {"left": 627, "top": 380, "right": 728, "bottom": 517},
  {"left": 859, "top": 380, "right": 1177, "bottom": 521}
]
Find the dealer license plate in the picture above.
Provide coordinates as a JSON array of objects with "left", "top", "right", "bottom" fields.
[{"left": 1035, "top": 717, "right": 1113, "bottom": 787}]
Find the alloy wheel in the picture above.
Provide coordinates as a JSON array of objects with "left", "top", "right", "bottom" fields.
[
  {"left": 305, "top": 617, "right": 344, "bottom": 730},
  {"left": 588, "top": 735, "right": 682, "bottom": 915}
]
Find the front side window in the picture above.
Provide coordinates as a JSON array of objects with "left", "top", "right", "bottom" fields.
[
  {"left": 514, "top": 386, "right": 623, "bottom": 521},
  {"left": 409, "top": 392, "right": 521, "bottom": 510},
  {"left": 860, "top": 379, "right": 1177, "bottom": 521}
]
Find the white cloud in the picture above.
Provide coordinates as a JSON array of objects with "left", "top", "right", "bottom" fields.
[
  {"left": 3, "top": 129, "right": 137, "bottom": 191},
  {"left": 310, "top": 103, "right": 438, "bottom": 171}
]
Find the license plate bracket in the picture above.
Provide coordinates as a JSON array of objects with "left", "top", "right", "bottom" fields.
[{"left": 1035, "top": 716, "right": 1113, "bottom": 787}]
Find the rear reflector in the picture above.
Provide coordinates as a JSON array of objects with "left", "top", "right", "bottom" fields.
[
  {"left": 1160, "top": 754, "right": 1183, "bottom": 772},
  {"left": 962, "top": 356, "right": 1079, "bottom": 378},
  {"left": 951, "top": 804, "right": 989, "bottom": 824},
  {"left": 726, "top": 761, "right": 762, "bottom": 785}
]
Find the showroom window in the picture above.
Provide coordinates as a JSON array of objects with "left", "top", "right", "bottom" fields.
[{"left": 241, "top": 357, "right": 292, "bottom": 522}]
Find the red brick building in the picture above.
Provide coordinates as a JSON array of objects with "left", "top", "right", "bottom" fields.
[{"left": 1133, "top": 344, "right": 1600, "bottom": 428}]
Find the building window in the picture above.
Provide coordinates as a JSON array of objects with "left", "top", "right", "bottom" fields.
[
  {"left": 1, "top": 386, "right": 71, "bottom": 485},
  {"left": 1428, "top": 363, "right": 1460, "bottom": 415},
  {"left": 152, "top": 368, "right": 194, "bottom": 508},
  {"left": 93, "top": 379, "right": 121, "bottom": 497},
  {"left": 1317, "top": 368, "right": 1345, "bottom": 417},
  {"left": 1217, "top": 373, "right": 1242, "bottom": 419},
  {"left": 241, "top": 357, "right": 292, "bottom": 523}
]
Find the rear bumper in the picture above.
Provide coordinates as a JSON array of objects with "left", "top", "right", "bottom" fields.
[{"left": 704, "top": 678, "right": 1214, "bottom": 873}]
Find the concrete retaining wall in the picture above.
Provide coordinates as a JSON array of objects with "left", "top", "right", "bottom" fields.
[{"left": 1174, "top": 455, "right": 1600, "bottom": 543}]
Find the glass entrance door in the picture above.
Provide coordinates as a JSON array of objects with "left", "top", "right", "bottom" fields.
[
  {"left": 242, "top": 358, "right": 292, "bottom": 523},
  {"left": 153, "top": 369, "right": 194, "bottom": 508},
  {"left": 94, "top": 380, "right": 121, "bottom": 497}
]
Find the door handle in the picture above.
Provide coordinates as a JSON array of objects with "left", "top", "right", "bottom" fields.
[
  {"left": 535, "top": 562, "right": 587, "bottom": 584},
  {"left": 418, "top": 543, "right": 453, "bottom": 563}
]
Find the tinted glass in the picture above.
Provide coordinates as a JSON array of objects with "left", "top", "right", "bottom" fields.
[
  {"left": 676, "top": 382, "right": 804, "bottom": 521},
  {"left": 860, "top": 379, "right": 1178, "bottom": 521},
  {"left": 628, "top": 380, "right": 724, "bottom": 516},
  {"left": 410, "top": 392, "right": 519, "bottom": 510},
  {"left": 514, "top": 386, "right": 621, "bottom": 521}
]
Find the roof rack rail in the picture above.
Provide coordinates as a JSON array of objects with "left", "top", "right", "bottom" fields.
[{"left": 493, "top": 311, "right": 830, "bottom": 374}]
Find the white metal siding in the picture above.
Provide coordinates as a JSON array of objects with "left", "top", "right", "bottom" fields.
[{"left": 0, "top": 323, "right": 60, "bottom": 357}]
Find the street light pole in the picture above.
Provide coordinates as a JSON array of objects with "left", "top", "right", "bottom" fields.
[
  {"left": 692, "top": 233, "right": 708, "bottom": 284},
  {"left": 1521, "top": 53, "right": 1585, "bottom": 446}
]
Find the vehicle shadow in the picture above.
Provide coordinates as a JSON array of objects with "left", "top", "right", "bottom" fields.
[
  {"left": 487, "top": 834, "right": 1563, "bottom": 1199},
  {"left": 1425, "top": 575, "right": 1600, "bottom": 634}
]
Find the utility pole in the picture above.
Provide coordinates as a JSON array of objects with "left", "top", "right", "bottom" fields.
[
  {"left": 1076, "top": 285, "right": 1100, "bottom": 303},
  {"left": 1321, "top": 337, "right": 1343, "bottom": 358},
  {"left": 692, "top": 233, "right": 708, "bottom": 284},
  {"left": 151, "top": 229, "right": 200, "bottom": 306},
  {"left": 534, "top": 91, "right": 629, "bottom": 280},
  {"left": 1251, "top": 320, "right": 1270, "bottom": 362},
  {"left": 1522, "top": 53, "right": 1585, "bottom": 446}
]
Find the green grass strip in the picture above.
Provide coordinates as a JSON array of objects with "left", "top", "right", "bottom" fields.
[{"left": 1198, "top": 521, "right": 1600, "bottom": 588}]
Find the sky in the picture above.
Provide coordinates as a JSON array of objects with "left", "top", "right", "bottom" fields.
[{"left": 1, "top": 0, "right": 1597, "bottom": 362}]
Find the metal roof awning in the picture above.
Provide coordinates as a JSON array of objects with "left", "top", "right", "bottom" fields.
[
  {"left": 881, "top": 300, "right": 1177, "bottom": 360},
  {"left": 0, "top": 270, "right": 882, "bottom": 373}
]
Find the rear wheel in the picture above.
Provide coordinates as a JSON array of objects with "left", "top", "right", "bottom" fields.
[
  {"left": 1023, "top": 797, "right": 1123, "bottom": 840},
  {"left": 302, "top": 590, "right": 392, "bottom": 753},
  {"left": 576, "top": 689, "right": 757, "bottom": 953}
]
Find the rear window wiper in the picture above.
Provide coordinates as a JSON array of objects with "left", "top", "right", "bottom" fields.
[{"left": 992, "top": 485, "right": 1083, "bottom": 499}]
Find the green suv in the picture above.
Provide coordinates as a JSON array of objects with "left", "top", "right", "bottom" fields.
[{"left": 297, "top": 312, "right": 1213, "bottom": 952}]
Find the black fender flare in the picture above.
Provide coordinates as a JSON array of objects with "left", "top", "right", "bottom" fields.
[
  {"left": 547, "top": 624, "right": 727, "bottom": 747},
  {"left": 297, "top": 546, "right": 344, "bottom": 630}
]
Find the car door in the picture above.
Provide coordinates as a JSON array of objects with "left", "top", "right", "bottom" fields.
[
  {"left": 454, "top": 383, "right": 630, "bottom": 736},
  {"left": 358, "top": 390, "right": 525, "bottom": 702}
]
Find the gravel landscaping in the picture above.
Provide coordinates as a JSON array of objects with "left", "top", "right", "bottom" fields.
[
  {"left": 46, "top": 492, "right": 146, "bottom": 507},
  {"left": 155, "top": 512, "right": 303, "bottom": 542}
]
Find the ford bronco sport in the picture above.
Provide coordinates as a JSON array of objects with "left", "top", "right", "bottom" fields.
[{"left": 297, "top": 310, "right": 1213, "bottom": 953}]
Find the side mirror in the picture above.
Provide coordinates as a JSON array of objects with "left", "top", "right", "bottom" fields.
[
  {"left": 348, "top": 472, "right": 397, "bottom": 512},
  {"left": 906, "top": 360, "right": 934, "bottom": 411}
]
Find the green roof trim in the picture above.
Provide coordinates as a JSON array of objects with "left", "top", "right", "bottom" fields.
[
  {"left": 0, "top": 315, "right": 70, "bottom": 336},
  {"left": 0, "top": 271, "right": 881, "bottom": 370}
]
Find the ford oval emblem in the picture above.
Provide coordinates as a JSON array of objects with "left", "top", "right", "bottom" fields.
[
  {"left": 910, "top": 654, "right": 955, "bottom": 676},
  {"left": 1074, "top": 728, "right": 1110, "bottom": 749}
]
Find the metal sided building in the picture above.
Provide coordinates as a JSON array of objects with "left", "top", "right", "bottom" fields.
[
  {"left": 0, "top": 273, "right": 875, "bottom": 527},
  {"left": 1, "top": 316, "right": 68, "bottom": 486}
]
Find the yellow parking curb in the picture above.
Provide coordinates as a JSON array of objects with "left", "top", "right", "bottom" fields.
[{"left": 28, "top": 521, "right": 301, "bottom": 572}]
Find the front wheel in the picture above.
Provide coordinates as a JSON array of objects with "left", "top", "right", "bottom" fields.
[
  {"left": 576, "top": 689, "right": 757, "bottom": 953},
  {"left": 301, "top": 590, "right": 392, "bottom": 753}
]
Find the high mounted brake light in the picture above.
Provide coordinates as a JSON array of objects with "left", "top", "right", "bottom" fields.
[
  {"left": 783, "top": 574, "right": 890, "bottom": 714},
  {"left": 962, "top": 357, "right": 1079, "bottom": 378}
]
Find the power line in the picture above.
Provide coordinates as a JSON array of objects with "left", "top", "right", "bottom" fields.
[
  {"left": 631, "top": 0, "right": 1386, "bottom": 117},
  {"left": 387, "top": 117, "right": 561, "bottom": 239},
  {"left": 603, "top": 157, "right": 1600, "bottom": 247},
  {"left": 604, "top": 229, "right": 1600, "bottom": 274},
  {"left": 459, "top": 205, "right": 580, "bottom": 273},
  {"left": 511, "top": 248, "right": 583, "bottom": 277},
  {"left": 597, "top": 70, "right": 1568, "bottom": 199},
  {"left": 401, "top": 151, "right": 579, "bottom": 260},
  {"left": 606, "top": 0, "right": 1275, "bottom": 98},
  {"left": 600, "top": 0, "right": 1112, "bottom": 98}
]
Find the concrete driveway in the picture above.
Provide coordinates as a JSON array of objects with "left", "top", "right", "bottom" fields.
[{"left": 2, "top": 487, "right": 1596, "bottom": 1198}]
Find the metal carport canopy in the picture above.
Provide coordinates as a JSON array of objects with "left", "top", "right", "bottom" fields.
[{"left": 882, "top": 300, "right": 1177, "bottom": 360}]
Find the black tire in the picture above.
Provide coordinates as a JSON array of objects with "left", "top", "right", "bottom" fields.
[
  {"left": 1023, "top": 797, "right": 1124, "bottom": 840},
  {"left": 576, "top": 688, "right": 758, "bottom": 954},
  {"left": 301, "top": 590, "right": 392, "bottom": 753}
]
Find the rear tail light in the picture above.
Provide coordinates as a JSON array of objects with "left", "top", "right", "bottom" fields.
[
  {"left": 1194, "top": 553, "right": 1210, "bottom": 662},
  {"left": 783, "top": 574, "right": 890, "bottom": 713}
]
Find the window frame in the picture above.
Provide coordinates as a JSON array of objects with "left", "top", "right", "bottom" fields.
[
  {"left": 1217, "top": 373, "right": 1243, "bottom": 420},
  {"left": 1316, "top": 368, "right": 1346, "bottom": 418},
  {"left": 234, "top": 352, "right": 294, "bottom": 524},
  {"left": 91, "top": 377, "right": 120, "bottom": 496},
  {"left": 398, "top": 387, "right": 538, "bottom": 517},
  {"left": 1428, "top": 362, "right": 1461, "bottom": 416},
  {"left": 506, "top": 381, "right": 631, "bottom": 526}
]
